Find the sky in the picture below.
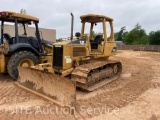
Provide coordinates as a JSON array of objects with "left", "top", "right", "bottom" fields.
[{"left": 0, "top": 0, "right": 160, "bottom": 39}]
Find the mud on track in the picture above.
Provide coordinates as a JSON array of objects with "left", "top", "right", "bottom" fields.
[{"left": 0, "top": 50, "right": 160, "bottom": 120}]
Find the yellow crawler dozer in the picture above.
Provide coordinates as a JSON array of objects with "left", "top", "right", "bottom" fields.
[{"left": 16, "top": 13, "right": 122, "bottom": 107}]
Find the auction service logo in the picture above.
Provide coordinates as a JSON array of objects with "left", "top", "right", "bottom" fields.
[{"left": 7, "top": 105, "right": 135, "bottom": 116}]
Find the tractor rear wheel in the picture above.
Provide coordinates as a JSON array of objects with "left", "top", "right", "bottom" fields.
[{"left": 7, "top": 51, "right": 39, "bottom": 80}]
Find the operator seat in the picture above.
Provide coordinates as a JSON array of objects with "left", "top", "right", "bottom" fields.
[
  {"left": 90, "top": 35, "right": 103, "bottom": 49},
  {"left": 3, "top": 33, "right": 13, "bottom": 44}
]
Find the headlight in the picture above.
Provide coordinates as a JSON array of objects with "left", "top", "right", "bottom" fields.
[{"left": 112, "top": 47, "right": 117, "bottom": 52}]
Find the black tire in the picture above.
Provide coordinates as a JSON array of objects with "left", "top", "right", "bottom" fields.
[{"left": 7, "top": 51, "right": 39, "bottom": 80}]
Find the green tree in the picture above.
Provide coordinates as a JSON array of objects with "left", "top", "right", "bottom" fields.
[
  {"left": 92, "top": 31, "right": 98, "bottom": 38},
  {"left": 123, "top": 23, "right": 149, "bottom": 45},
  {"left": 115, "top": 26, "right": 126, "bottom": 41},
  {"left": 148, "top": 30, "right": 160, "bottom": 45}
]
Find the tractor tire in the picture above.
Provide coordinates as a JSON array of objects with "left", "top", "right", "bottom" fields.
[{"left": 7, "top": 51, "right": 39, "bottom": 80}]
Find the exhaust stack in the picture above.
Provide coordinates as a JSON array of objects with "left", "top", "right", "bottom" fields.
[{"left": 70, "top": 13, "right": 74, "bottom": 41}]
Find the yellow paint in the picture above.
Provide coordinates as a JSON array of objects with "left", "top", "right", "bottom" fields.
[
  {"left": 0, "top": 53, "right": 5, "bottom": 73},
  {"left": 1, "top": 11, "right": 39, "bottom": 22}
]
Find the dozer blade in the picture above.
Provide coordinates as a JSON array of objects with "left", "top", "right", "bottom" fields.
[{"left": 15, "top": 67, "right": 76, "bottom": 108}]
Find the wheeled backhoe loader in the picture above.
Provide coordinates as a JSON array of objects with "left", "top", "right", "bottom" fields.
[
  {"left": 0, "top": 11, "right": 53, "bottom": 79},
  {"left": 16, "top": 14, "right": 122, "bottom": 107}
]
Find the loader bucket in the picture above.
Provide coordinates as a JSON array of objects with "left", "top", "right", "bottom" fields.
[{"left": 15, "top": 67, "right": 76, "bottom": 108}]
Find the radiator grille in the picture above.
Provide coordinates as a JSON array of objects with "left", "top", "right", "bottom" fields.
[{"left": 53, "top": 45, "right": 63, "bottom": 69}]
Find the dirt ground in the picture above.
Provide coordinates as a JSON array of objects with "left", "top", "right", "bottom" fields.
[{"left": 0, "top": 50, "right": 160, "bottom": 120}]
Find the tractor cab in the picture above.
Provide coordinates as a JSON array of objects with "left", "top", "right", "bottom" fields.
[
  {"left": 0, "top": 11, "right": 52, "bottom": 79},
  {"left": 80, "top": 14, "right": 116, "bottom": 55},
  {"left": 0, "top": 11, "right": 43, "bottom": 54}
]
